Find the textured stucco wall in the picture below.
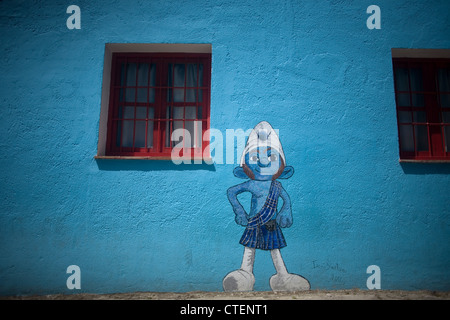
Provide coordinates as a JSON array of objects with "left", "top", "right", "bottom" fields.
[{"left": 0, "top": 0, "right": 449, "bottom": 295}]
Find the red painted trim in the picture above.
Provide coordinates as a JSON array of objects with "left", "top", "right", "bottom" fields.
[
  {"left": 393, "top": 57, "right": 450, "bottom": 161},
  {"left": 105, "top": 52, "right": 212, "bottom": 158}
]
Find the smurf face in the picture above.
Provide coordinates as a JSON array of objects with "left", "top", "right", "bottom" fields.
[
  {"left": 243, "top": 147, "right": 283, "bottom": 181},
  {"left": 234, "top": 121, "right": 294, "bottom": 181}
]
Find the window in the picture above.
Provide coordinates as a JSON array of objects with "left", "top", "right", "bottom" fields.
[
  {"left": 97, "top": 45, "right": 211, "bottom": 159},
  {"left": 392, "top": 52, "right": 450, "bottom": 162}
]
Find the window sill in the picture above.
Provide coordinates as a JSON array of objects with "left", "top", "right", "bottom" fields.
[
  {"left": 399, "top": 159, "right": 450, "bottom": 163},
  {"left": 94, "top": 155, "right": 213, "bottom": 162}
]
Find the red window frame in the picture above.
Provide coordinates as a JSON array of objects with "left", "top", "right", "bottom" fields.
[
  {"left": 105, "top": 52, "right": 211, "bottom": 158},
  {"left": 393, "top": 58, "right": 450, "bottom": 161}
]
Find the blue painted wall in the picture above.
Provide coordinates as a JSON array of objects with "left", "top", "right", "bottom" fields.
[{"left": 1, "top": 0, "right": 449, "bottom": 295}]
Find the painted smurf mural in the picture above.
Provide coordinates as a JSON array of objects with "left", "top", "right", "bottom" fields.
[{"left": 223, "top": 121, "right": 310, "bottom": 292}]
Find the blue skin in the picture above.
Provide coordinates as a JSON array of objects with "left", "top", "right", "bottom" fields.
[{"left": 227, "top": 147, "right": 294, "bottom": 228}]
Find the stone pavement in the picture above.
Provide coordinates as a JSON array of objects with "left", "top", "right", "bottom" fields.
[{"left": 4, "top": 289, "right": 450, "bottom": 300}]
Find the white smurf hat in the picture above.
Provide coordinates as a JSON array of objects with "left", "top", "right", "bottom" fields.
[{"left": 239, "top": 121, "right": 285, "bottom": 166}]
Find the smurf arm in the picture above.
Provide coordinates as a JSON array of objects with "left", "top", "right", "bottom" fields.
[
  {"left": 227, "top": 181, "right": 250, "bottom": 226},
  {"left": 276, "top": 186, "right": 293, "bottom": 228}
]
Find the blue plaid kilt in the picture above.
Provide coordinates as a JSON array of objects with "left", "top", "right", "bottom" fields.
[
  {"left": 239, "top": 221, "right": 287, "bottom": 250},
  {"left": 239, "top": 181, "right": 287, "bottom": 250}
]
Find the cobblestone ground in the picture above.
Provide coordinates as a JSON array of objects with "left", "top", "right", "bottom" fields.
[{"left": 5, "top": 289, "right": 450, "bottom": 300}]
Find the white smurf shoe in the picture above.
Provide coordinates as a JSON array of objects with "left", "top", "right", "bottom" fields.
[
  {"left": 269, "top": 272, "right": 310, "bottom": 292},
  {"left": 269, "top": 249, "right": 310, "bottom": 291},
  {"left": 223, "top": 269, "right": 255, "bottom": 292},
  {"left": 223, "top": 247, "right": 256, "bottom": 292}
]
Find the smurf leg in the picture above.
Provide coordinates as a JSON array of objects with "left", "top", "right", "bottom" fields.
[
  {"left": 269, "top": 249, "right": 310, "bottom": 291},
  {"left": 223, "top": 247, "right": 256, "bottom": 292},
  {"left": 240, "top": 246, "right": 256, "bottom": 274}
]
